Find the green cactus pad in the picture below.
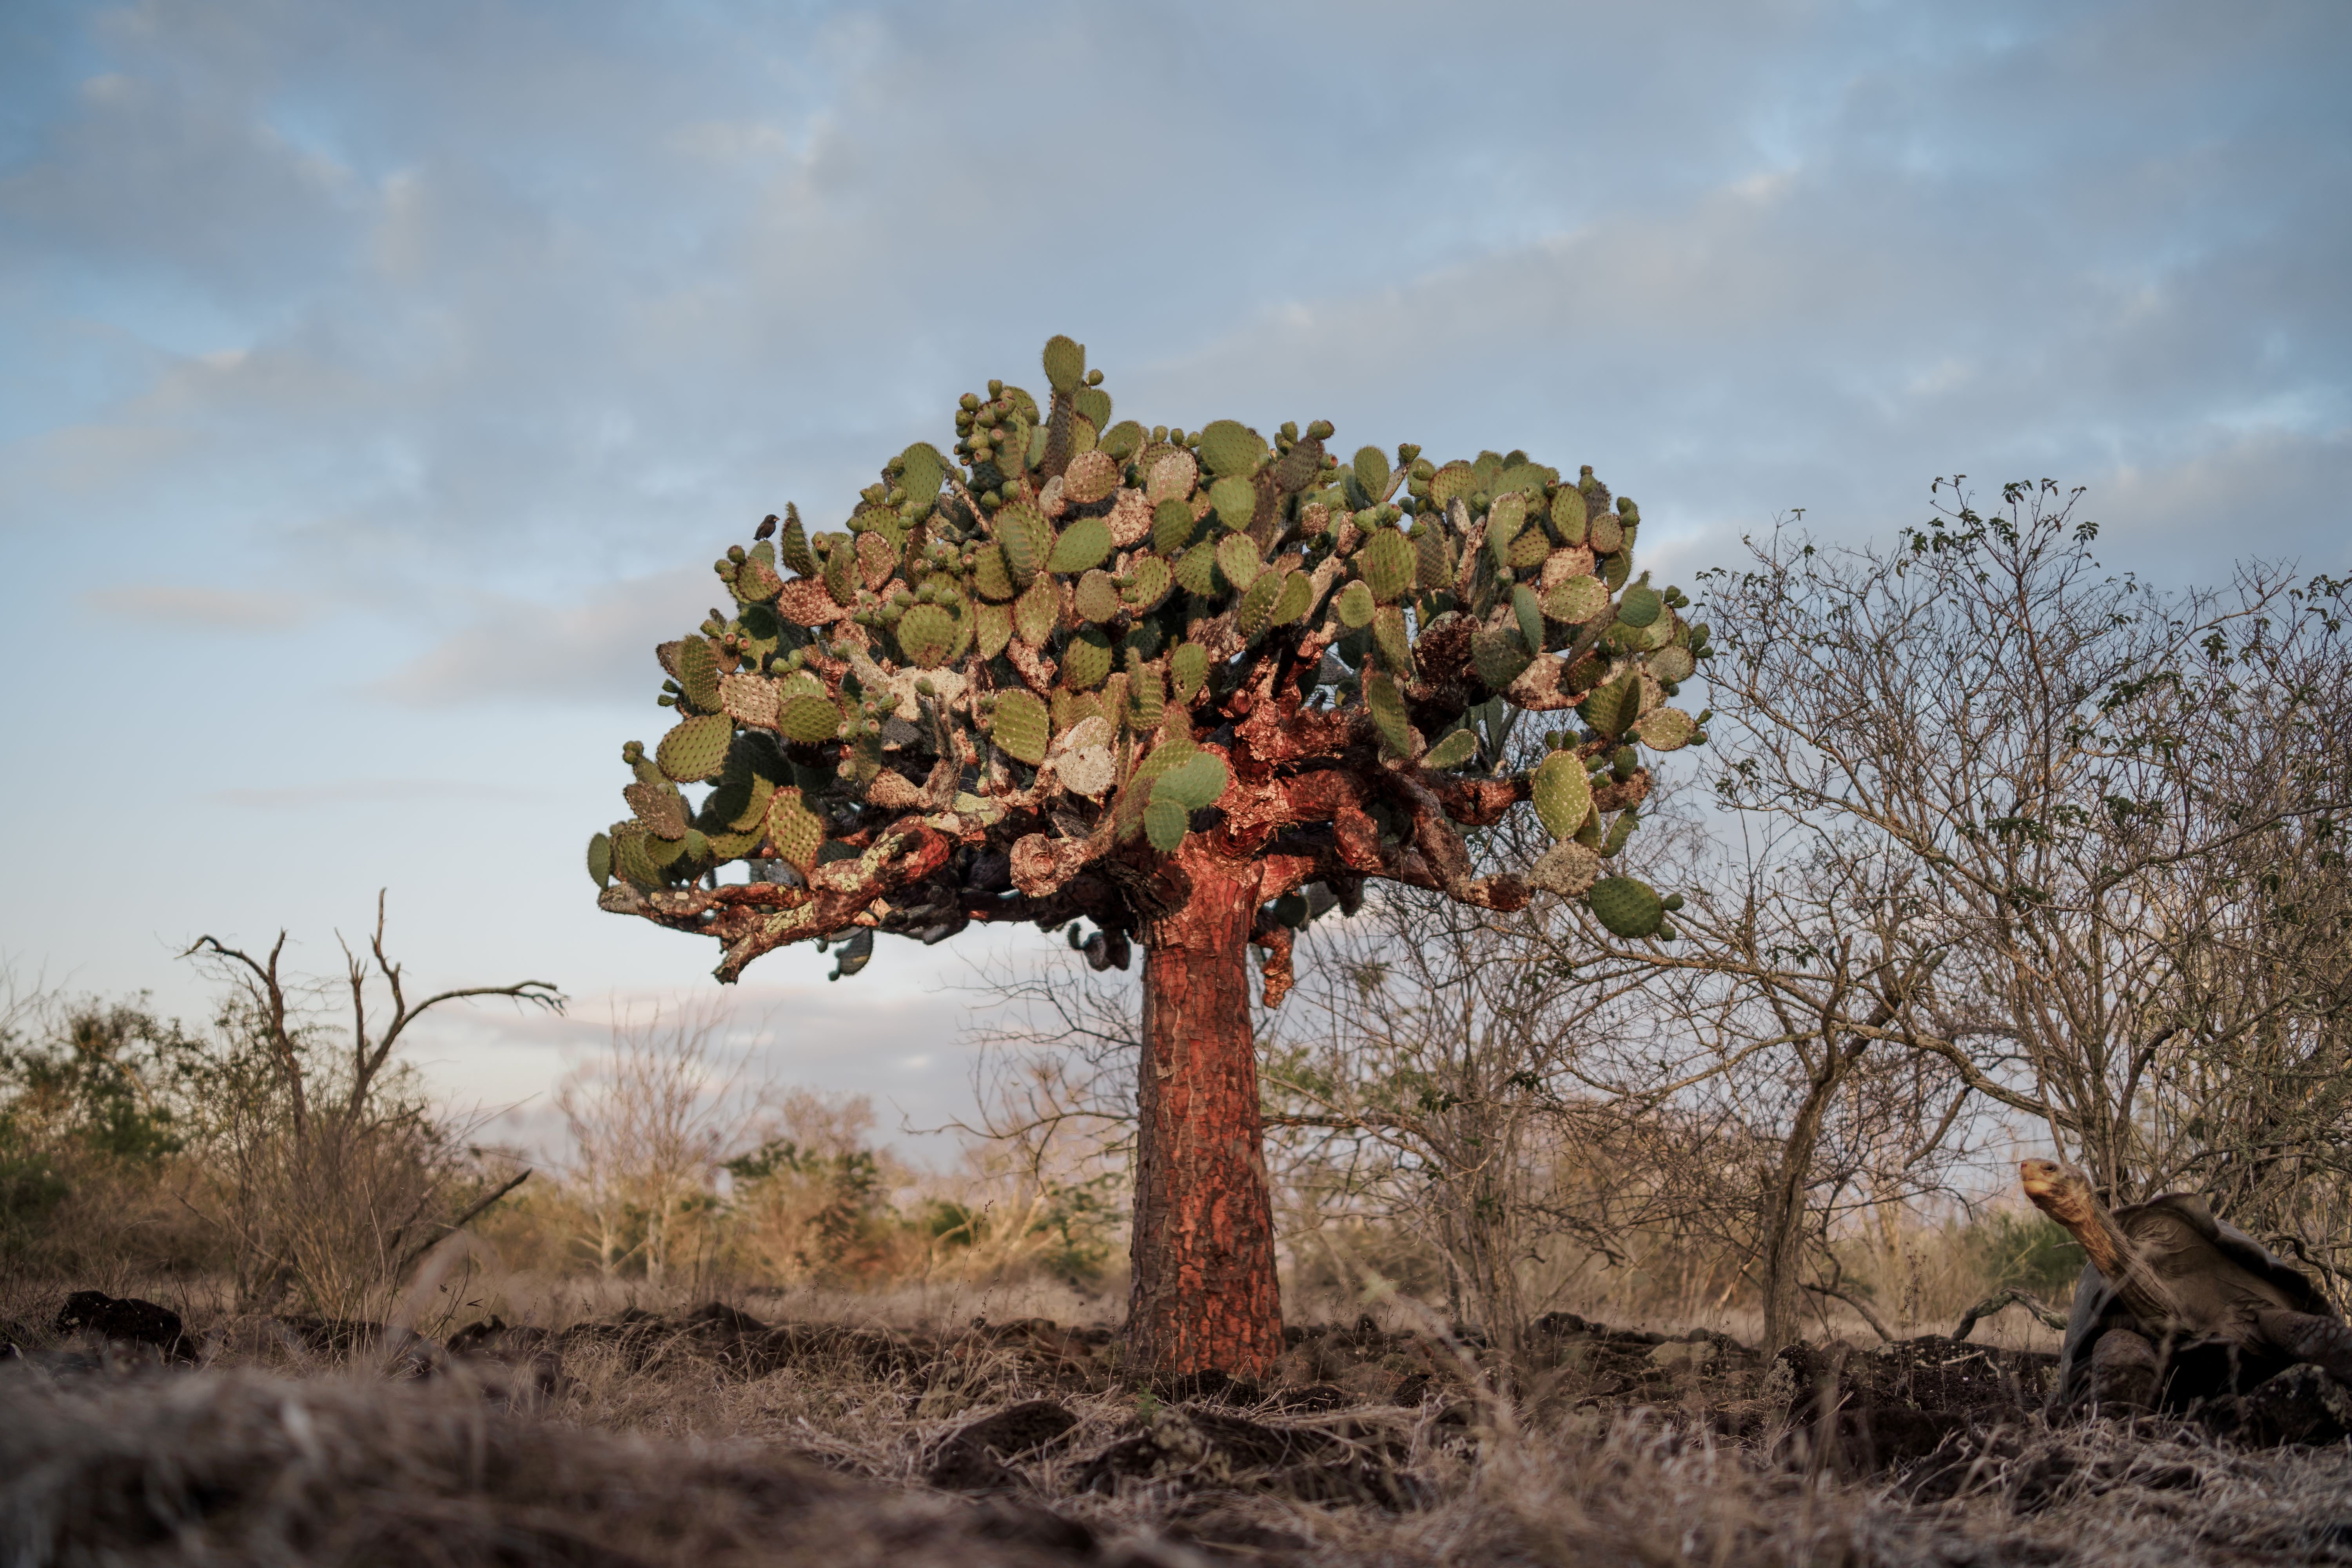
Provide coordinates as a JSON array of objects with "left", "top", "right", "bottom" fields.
[
  {"left": 1602, "top": 551, "right": 1632, "bottom": 592},
  {"left": 898, "top": 443, "right": 947, "bottom": 518},
  {"left": 1074, "top": 568, "right": 1123, "bottom": 624},
  {"left": 1042, "top": 334, "right": 1085, "bottom": 395},
  {"left": 1148, "top": 448, "right": 1198, "bottom": 505},
  {"left": 990, "top": 688, "right": 1051, "bottom": 764},
  {"left": 1494, "top": 462, "right": 1549, "bottom": 497},
  {"left": 974, "top": 601, "right": 1013, "bottom": 660},
  {"left": 1588, "top": 875, "right": 1665, "bottom": 938},
  {"left": 676, "top": 637, "right": 722, "bottom": 711},
  {"left": 1216, "top": 531, "right": 1263, "bottom": 592},
  {"left": 765, "top": 787, "right": 824, "bottom": 874},
  {"left": 1589, "top": 512, "right": 1624, "bottom": 555},
  {"left": 778, "top": 507, "right": 816, "bottom": 577},
  {"left": 1196, "top": 420, "right": 1266, "bottom": 479},
  {"left": 777, "top": 691, "right": 846, "bottom": 745},
  {"left": 1153, "top": 750, "right": 1229, "bottom": 813},
  {"left": 1047, "top": 515, "right": 1111, "bottom": 574},
  {"left": 1372, "top": 605, "right": 1414, "bottom": 677},
  {"left": 1170, "top": 642, "right": 1209, "bottom": 703},
  {"left": 996, "top": 503, "right": 1053, "bottom": 585},
  {"left": 1649, "top": 645, "right": 1697, "bottom": 684},
  {"left": 1064, "top": 627, "right": 1114, "bottom": 690},
  {"left": 1363, "top": 670, "right": 1412, "bottom": 757},
  {"left": 1543, "top": 575, "right": 1610, "bottom": 624},
  {"left": 1550, "top": 487, "right": 1589, "bottom": 544},
  {"left": 1271, "top": 568, "right": 1315, "bottom": 626},
  {"left": 1637, "top": 706, "right": 1696, "bottom": 751},
  {"left": 1335, "top": 579, "right": 1376, "bottom": 629},
  {"left": 1121, "top": 554, "right": 1172, "bottom": 610},
  {"left": 1062, "top": 449, "right": 1120, "bottom": 505},
  {"left": 1127, "top": 651, "right": 1166, "bottom": 729},
  {"left": 896, "top": 603, "right": 957, "bottom": 668},
  {"left": 1075, "top": 386, "right": 1111, "bottom": 434},
  {"left": 646, "top": 828, "right": 689, "bottom": 868},
  {"left": 969, "top": 541, "right": 1017, "bottom": 601},
  {"left": 1507, "top": 527, "right": 1550, "bottom": 571},
  {"left": 1581, "top": 672, "right": 1639, "bottom": 736},
  {"left": 1530, "top": 751, "right": 1595, "bottom": 840},
  {"left": 1486, "top": 492, "right": 1528, "bottom": 556},
  {"left": 612, "top": 827, "right": 661, "bottom": 887},
  {"left": 1208, "top": 473, "right": 1256, "bottom": 532},
  {"left": 1429, "top": 461, "right": 1475, "bottom": 508},
  {"left": 1513, "top": 584, "right": 1546, "bottom": 655},
  {"left": 1153, "top": 497, "right": 1199, "bottom": 555},
  {"left": 822, "top": 541, "right": 858, "bottom": 606},
  {"left": 1100, "top": 419, "right": 1146, "bottom": 461},
  {"left": 1236, "top": 568, "right": 1283, "bottom": 640},
  {"left": 1618, "top": 583, "right": 1662, "bottom": 628},
  {"left": 1352, "top": 446, "right": 1390, "bottom": 502},
  {"left": 1014, "top": 576, "right": 1060, "bottom": 645},
  {"left": 587, "top": 831, "right": 612, "bottom": 887},
  {"left": 1413, "top": 526, "right": 1452, "bottom": 592},
  {"left": 1472, "top": 627, "right": 1534, "bottom": 691},
  {"left": 1143, "top": 793, "right": 1191, "bottom": 853},
  {"left": 1362, "top": 528, "right": 1414, "bottom": 604},
  {"left": 1423, "top": 728, "right": 1479, "bottom": 770},
  {"left": 1174, "top": 540, "right": 1221, "bottom": 597},
  {"left": 656, "top": 715, "right": 734, "bottom": 781}
]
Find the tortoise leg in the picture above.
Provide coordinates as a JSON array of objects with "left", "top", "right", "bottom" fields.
[
  {"left": 2089, "top": 1328, "right": 2159, "bottom": 1413},
  {"left": 2254, "top": 1310, "right": 2352, "bottom": 1382}
]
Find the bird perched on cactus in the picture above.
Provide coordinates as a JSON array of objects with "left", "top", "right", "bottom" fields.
[{"left": 587, "top": 336, "right": 1711, "bottom": 1377}]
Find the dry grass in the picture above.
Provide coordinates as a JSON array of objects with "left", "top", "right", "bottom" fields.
[{"left": 7, "top": 1281, "right": 2352, "bottom": 1568}]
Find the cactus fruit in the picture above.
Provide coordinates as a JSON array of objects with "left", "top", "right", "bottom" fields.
[
  {"left": 1364, "top": 670, "right": 1412, "bottom": 757},
  {"left": 1362, "top": 528, "right": 1414, "bottom": 604},
  {"left": 990, "top": 689, "right": 1051, "bottom": 764},
  {"left": 1064, "top": 627, "right": 1114, "bottom": 690},
  {"left": 1649, "top": 645, "right": 1697, "bottom": 684},
  {"left": 1588, "top": 875, "right": 1665, "bottom": 938},
  {"left": 1531, "top": 751, "right": 1595, "bottom": 840},
  {"left": 1048, "top": 515, "right": 1112, "bottom": 574},
  {"left": 1513, "top": 584, "right": 1546, "bottom": 655},
  {"left": 1372, "top": 605, "right": 1414, "bottom": 677},
  {"left": 676, "top": 637, "right": 722, "bottom": 711},
  {"left": 1423, "top": 728, "right": 1479, "bottom": 770},
  {"left": 587, "top": 831, "right": 613, "bottom": 887},
  {"left": 1473, "top": 626, "right": 1534, "bottom": 691},
  {"left": 1197, "top": 420, "right": 1265, "bottom": 479},
  {"left": 1335, "top": 579, "right": 1376, "bottom": 629},
  {"left": 896, "top": 603, "right": 957, "bottom": 668},
  {"left": 1170, "top": 641, "right": 1210, "bottom": 703},
  {"left": 1637, "top": 706, "right": 1696, "bottom": 751},
  {"left": 1014, "top": 576, "right": 1060, "bottom": 645},
  {"left": 657, "top": 715, "right": 734, "bottom": 781},
  {"left": 1042, "top": 334, "right": 1085, "bottom": 395},
  {"left": 1062, "top": 448, "right": 1119, "bottom": 505},
  {"left": 1216, "top": 531, "right": 1263, "bottom": 593}
]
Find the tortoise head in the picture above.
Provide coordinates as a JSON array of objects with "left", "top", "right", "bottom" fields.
[{"left": 2020, "top": 1159, "right": 2098, "bottom": 1231}]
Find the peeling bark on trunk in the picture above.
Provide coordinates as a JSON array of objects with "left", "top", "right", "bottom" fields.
[{"left": 1125, "top": 852, "right": 1284, "bottom": 1379}]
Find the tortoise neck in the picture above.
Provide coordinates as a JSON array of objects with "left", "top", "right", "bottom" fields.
[{"left": 2069, "top": 1191, "right": 2182, "bottom": 1328}]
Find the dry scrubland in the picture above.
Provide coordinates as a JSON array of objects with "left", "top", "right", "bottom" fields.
[{"left": 7, "top": 1272, "right": 2352, "bottom": 1568}]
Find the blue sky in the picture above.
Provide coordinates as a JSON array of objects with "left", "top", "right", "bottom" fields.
[{"left": 3, "top": 0, "right": 2347, "bottom": 1156}]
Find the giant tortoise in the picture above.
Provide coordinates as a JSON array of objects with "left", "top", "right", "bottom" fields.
[{"left": 2019, "top": 1159, "right": 2352, "bottom": 1413}]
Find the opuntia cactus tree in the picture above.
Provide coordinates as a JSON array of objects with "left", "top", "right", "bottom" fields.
[{"left": 589, "top": 337, "right": 1709, "bottom": 1376}]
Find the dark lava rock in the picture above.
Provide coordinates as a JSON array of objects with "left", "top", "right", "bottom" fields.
[
  {"left": 53, "top": 1291, "right": 193, "bottom": 1362},
  {"left": 926, "top": 1400, "right": 1079, "bottom": 1490}
]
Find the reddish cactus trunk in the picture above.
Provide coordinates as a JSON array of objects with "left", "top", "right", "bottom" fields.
[{"left": 1125, "top": 854, "right": 1284, "bottom": 1379}]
